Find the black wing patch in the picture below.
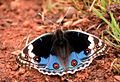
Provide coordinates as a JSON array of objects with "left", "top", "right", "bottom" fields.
[
  {"left": 31, "top": 33, "right": 54, "bottom": 58},
  {"left": 64, "top": 31, "right": 91, "bottom": 53}
]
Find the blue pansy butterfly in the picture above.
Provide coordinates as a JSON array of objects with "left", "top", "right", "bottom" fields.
[{"left": 16, "top": 29, "right": 107, "bottom": 76}]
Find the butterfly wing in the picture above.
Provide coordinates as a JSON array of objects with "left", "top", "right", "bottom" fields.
[
  {"left": 64, "top": 30, "right": 107, "bottom": 74},
  {"left": 17, "top": 33, "right": 65, "bottom": 75}
]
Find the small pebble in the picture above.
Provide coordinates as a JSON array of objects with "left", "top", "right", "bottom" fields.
[
  {"left": 10, "top": 1, "right": 20, "bottom": 10},
  {"left": 18, "top": 68, "right": 26, "bottom": 75},
  {"left": 11, "top": 64, "right": 19, "bottom": 71}
]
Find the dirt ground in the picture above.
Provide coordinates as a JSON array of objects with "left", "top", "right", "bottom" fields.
[{"left": 0, "top": 0, "right": 119, "bottom": 82}]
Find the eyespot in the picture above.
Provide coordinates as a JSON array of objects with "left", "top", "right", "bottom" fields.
[
  {"left": 53, "top": 63, "right": 59, "bottom": 69},
  {"left": 71, "top": 59, "right": 78, "bottom": 67},
  {"left": 33, "top": 56, "right": 40, "bottom": 62},
  {"left": 85, "top": 48, "right": 91, "bottom": 54},
  {"left": 96, "top": 45, "right": 99, "bottom": 48},
  {"left": 24, "top": 53, "right": 29, "bottom": 58}
]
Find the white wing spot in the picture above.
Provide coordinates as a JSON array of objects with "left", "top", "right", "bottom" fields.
[
  {"left": 98, "top": 40, "right": 102, "bottom": 46},
  {"left": 21, "top": 52, "right": 25, "bottom": 57},
  {"left": 28, "top": 44, "right": 35, "bottom": 58},
  {"left": 28, "top": 44, "right": 33, "bottom": 50},
  {"left": 88, "top": 36, "right": 94, "bottom": 49}
]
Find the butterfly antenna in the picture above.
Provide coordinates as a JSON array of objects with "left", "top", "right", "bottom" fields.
[
  {"left": 37, "top": 12, "right": 59, "bottom": 28},
  {"left": 25, "top": 34, "right": 30, "bottom": 46},
  {"left": 37, "top": 7, "right": 71, "bottom": 30},
  {"left": 57, "top": 7, "right": 72, "bottom": 30}
]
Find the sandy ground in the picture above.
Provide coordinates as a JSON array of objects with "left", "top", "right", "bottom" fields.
[{"left": 0, "top": 0, "right": 119, "bottom": 82}]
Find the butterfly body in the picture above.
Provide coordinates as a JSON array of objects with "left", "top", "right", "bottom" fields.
[{"left": 17, "top": 29, "right": 107, "bottom": 76}]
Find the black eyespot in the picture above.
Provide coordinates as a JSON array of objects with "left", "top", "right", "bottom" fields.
[
  {"left": 71, "top": 59, "right": 78, "bottom": 67},
  {"left": 85, "top": 48, "right": 91, "bottom": 54},
  {"left": 53, "top": 63, "right": 59, "bottom": 69},
  {"left": 33, "top": 56, "right": 40, "bottom": 62}
]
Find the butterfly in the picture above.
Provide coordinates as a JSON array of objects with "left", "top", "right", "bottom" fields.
[{"left": 16, "top": 29, "right": 107, "bottom": 76}]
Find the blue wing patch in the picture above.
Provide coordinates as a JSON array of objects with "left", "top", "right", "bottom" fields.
[
  {"left": 46, "top": 54, "right": 63, "bottom": 70},
  {"left": 39, "top": 57, "right": 49, "bottom": 65}
]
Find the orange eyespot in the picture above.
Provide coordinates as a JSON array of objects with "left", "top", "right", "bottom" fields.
[
  {"left": 53, "top": 63, "right": 59, "bottom": 69},
  {"left": 33, "top": 56, "right": 40, "bottom": 62},
  {"left": 96, "top": 45, "right": 99, "bottom": 48},
  {"left": 85, "top": 48, "right": 91, "bottom": 54},
  {"left": 24, "top": 53, "right": 29, "bottom": 58},
  {"left": 71, "top": 59, "right": 78, "bottom": 67}
]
